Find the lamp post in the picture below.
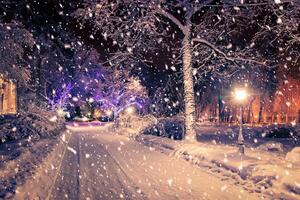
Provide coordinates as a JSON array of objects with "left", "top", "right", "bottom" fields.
[{"left": 233, "top": 88, "right": 248, "bottom": 154}]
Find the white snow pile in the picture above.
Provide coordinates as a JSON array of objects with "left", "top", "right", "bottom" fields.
[
  {"left": 257, "top": 141, "right": 284, "bottom": 152},
  {"left": 0, "top": 136, "right": 58, "bottom": 198},
  {"left": 136, "top": 134, "right": 300, "bottom": 199},
  {"left": 14, "top": 131, "right": 72, "bottom": 199}
]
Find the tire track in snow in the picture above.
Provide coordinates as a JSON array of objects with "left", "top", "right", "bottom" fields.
[{"left": 45, "top": 131, "right": 77, "bottom": 200}]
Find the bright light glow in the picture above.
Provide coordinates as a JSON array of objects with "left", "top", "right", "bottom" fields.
[
  {"left": 93, "top": 109, "right": 102, "bottom": 118},
  {"left": 234, "top": 88, "right": 248, "bottom": 101},
  {"left": 65, "top": 112, "right": 70, "bottom": 118},
  {"left": 49, "top": 116, "right": 58, "bottom": 122},
  {"left": 57, "top": 108, "right": 65, "bottom": 116},
  {"left": 72, "top": 97, "right": 79, "bottom": 102},
  {"left": 126, "top": 106, "right": 135, "bottom": 114},
  {"left": 88, "top": 97, "right": 94, "bottom": 103},
  {"left": 106, "top": 110, "right": 113, "bottom": 116}
]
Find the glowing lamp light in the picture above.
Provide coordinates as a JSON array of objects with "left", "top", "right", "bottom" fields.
[
  {"left": 234, "top": 88, "right": 248, "bottom": 102},
  {"left": 72, "top": 97, "right": 79, "bottom": 102},
  {"left": 57, "top": 108, "right": 65, "bottom": 117},
  {"left": 106, "top": 110, "right": 113, "bottom": 117},
  {"left": 88, "top": 97, "right": 94, "bottom": 103},
  {"left": 93, "top": 109, "right": 102, "bottom": 118},
  {"left": 126, "top": 106, "right": 135, "bottom": 114}
]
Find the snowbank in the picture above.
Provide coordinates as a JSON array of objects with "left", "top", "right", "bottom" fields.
[
  {"left": 142, "top": 115, "right": 185, "bottom": 140},
  {"left": 136, "top": 134, "right": 300, "bottom": 199},
  {"left": 15, "top": 130, "right": 72, "bottom": 199},
  {"left": 257, "top": 141, "right": 284, "bottom": 152},
  {"left": 0, "top": 136, "right": 59, "bottom": 198},
  {"left": 0, "top": 106, "right": 66, "bottom": 198}
]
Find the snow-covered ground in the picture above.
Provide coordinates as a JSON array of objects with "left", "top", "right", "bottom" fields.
[
  {"left": 15, "top": 125, "right": 268, "bottom": 200},
  {"left": 0, "top": 136, "right": 58, "bottom": 198},
  {"left": 0, "top": 113, "right": 65, "bottom": 199},
  {"left": 195, "top": 122, "right": 299, "bottom": 153},
  {"left": 136, "top": 123, "right": 300, "bottom": 200},
  {"left": 1, "top": 120, "right": 299, "bottom": 199}
]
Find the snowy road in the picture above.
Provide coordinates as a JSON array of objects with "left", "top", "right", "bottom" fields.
[{"left": 17, "top": 125, "right": 265, "bottom": 200}]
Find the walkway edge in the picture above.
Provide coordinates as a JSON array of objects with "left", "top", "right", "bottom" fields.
[{"left": 14, "top": 130, "right": 73, "bottom": 200}]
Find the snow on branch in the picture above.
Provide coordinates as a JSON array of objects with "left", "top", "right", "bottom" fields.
[{"left": 192, "top": 38, "right": 268, "bottom": 67}]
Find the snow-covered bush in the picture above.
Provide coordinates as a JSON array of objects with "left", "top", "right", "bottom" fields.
[
  {"left": 0, "top": 103, "right": 65, "bottom": 143},
  {"left": 0, "top": 114, "right": 64, "bottom": 144},
  {"left": 257, "top": 141, "right": 284, "bottom": 152},
  {"left": 114, "top": 111, "right": 157, "bottom": 137},
  {"left": 142, "top": 115, "right": 185, "bottom": 140}
]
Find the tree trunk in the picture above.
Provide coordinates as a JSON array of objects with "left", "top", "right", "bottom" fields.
[
  {"left": 248, "top": 97, "right": 255, "bottom": 125},
  {"left": 182, "top": 29, "right": 196, "bottom": 141},
  {"left": 258, "top": 98, "right": 264, "bottom": 124},
  {"left": 217, "top": 93, "right": 223, "bottom": 123}
]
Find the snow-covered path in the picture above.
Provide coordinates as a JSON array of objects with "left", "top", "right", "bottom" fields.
[
  {"left": 17, "top": 125, "right": 265, "bottom": 200},
  {"left": 49, "top": 128, "right": 146, "bottom": 200}
]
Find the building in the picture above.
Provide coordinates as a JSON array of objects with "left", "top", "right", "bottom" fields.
[{"left": 0, "top": 74, "right": 17, "bottom": 115}]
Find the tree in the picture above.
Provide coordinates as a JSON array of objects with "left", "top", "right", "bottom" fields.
[
  {"left": 68, "top": 47, "right": 148, "bottom": 117},
  {"left": 0, "top": 0, "right": 85, "bottom": 113},
  {"left": 0, "top": 21, "right": 34, "bottom": 86},
  {"left": 73, "top": 0, "right": 299, "bottom": 140},
  {"left": 150, "top": 78, "right": 184, "bottom": 117}
]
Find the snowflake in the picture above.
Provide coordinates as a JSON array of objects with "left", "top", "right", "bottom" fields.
[
  {"left": 170, "top": 66, "right": 176, "bottom": 71},
  {"left": 67, "top": 146, "right": 77, "bottom": 155},
  {"left": 127, "top": 47, "right": 133, "bottom": 53},
  {"left": 277, "top": 17, "right": 282, "bottom": 24},
  {"left": 274, "top": 0, "right": 281, "bottom": 4}
]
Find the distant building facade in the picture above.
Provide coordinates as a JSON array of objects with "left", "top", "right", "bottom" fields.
[{"left": 0, "top": 74, "right": 17, "bottom": 115}]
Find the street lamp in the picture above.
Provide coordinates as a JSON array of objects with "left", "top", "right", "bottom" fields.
[{"left": 233, "top": 88, "right": 248, "bottom": 154}]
